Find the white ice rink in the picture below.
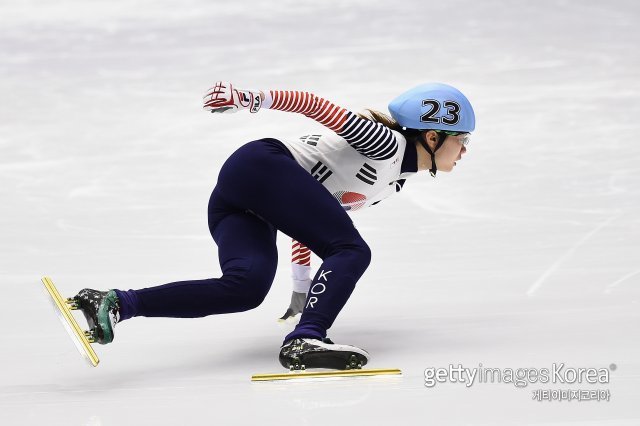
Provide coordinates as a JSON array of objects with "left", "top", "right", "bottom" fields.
[{"left": 1, "top": 0, "right": 639, "bottom": 424}]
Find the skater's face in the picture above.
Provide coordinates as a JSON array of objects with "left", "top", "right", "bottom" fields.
[{"left": 420, "top": 131, "right": 469, "bottom": 173}]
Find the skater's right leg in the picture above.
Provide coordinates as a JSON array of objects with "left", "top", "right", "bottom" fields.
[
  {"left": 74, "top": 208, "right": 278, "bottom": 343},
  {"left": 115, "top": 210, "right": 278, "bottom": 319},
  {"left": 75, "top": 211, "right": 278, "bottom": 344}
]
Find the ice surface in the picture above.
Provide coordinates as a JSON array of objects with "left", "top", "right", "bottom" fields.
[{"left": 1, "top": 0, "right": 639, "bottom": 424}]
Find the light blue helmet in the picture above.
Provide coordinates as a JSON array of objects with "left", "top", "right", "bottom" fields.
[{"left": 388, "top": 83, "right": 475, "bottom": 133}]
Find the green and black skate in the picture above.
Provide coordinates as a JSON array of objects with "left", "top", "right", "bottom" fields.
[{"left": 70, "top": 288, "right": 121, "bottom": 344}]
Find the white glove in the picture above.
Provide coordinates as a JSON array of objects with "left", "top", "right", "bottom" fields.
[{"left": 202, "top": 81, "right": 262, "bottom": 114}]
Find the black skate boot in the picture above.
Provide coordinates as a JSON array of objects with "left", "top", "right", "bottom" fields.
[
  {"left": 279, "top": 338, "right": 369, "bottom": 371},
  {"left": 70, "top": 289, "right": 120, "bottom": 344}
]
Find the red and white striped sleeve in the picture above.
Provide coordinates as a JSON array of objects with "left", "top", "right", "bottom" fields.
[
  {"left": 291, "top": 240, "right": 311, "bottom": 267},
  {"left": 263, "top": 90, "right": 398, "bottom": 161},
  {"left": 291, "top": 239, "right": 312, "bottom": 294}
]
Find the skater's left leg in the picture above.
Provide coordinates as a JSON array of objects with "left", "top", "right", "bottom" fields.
[{"left": 216, "top": 140, "right": 372, "bottom": 342}]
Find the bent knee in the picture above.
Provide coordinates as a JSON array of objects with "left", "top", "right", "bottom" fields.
[
  {"left": 240, "top": 291, "right": 269, "bottom": 311},
  {"left": 221, "top": 268, "right": 274, "bottom": 311},
  {"left": 325, "top": 235, "right": 372, "bottom": 269}
]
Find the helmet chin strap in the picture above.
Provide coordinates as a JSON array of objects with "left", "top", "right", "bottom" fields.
[{"left": 418, "top": 133, "right": 446, "bottom": 177}]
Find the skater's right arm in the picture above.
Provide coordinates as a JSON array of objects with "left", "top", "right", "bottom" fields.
[{"left": 203, "top": 81, "right": 398, "bottom": 161}]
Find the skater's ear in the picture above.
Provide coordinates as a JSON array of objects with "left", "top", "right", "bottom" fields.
[{"left": 421, "top": 130, "right": 440, "bottom": 152}]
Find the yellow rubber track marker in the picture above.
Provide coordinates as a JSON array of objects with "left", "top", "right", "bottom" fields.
[
  {"left": 41, "top": 277, "right": 100, "bottom": 367},
  {"left": 251, "top": 368, "right": 402, "bottom": 382}
]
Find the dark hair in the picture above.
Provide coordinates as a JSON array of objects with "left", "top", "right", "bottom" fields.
[{"left": 357, "top": 109, "right": 435, "bottom": 145}]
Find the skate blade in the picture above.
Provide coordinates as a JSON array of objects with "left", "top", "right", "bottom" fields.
[
  {"left": 251, "top": 368, "right": 401, "bottom": 382},
  {"left": 40, "top": 277, "right": 100, "bottom": 367}
]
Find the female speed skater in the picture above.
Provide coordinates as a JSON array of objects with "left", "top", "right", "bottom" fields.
[{"left": 72, "top": 81, "right": 475, "bottom": 370}]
